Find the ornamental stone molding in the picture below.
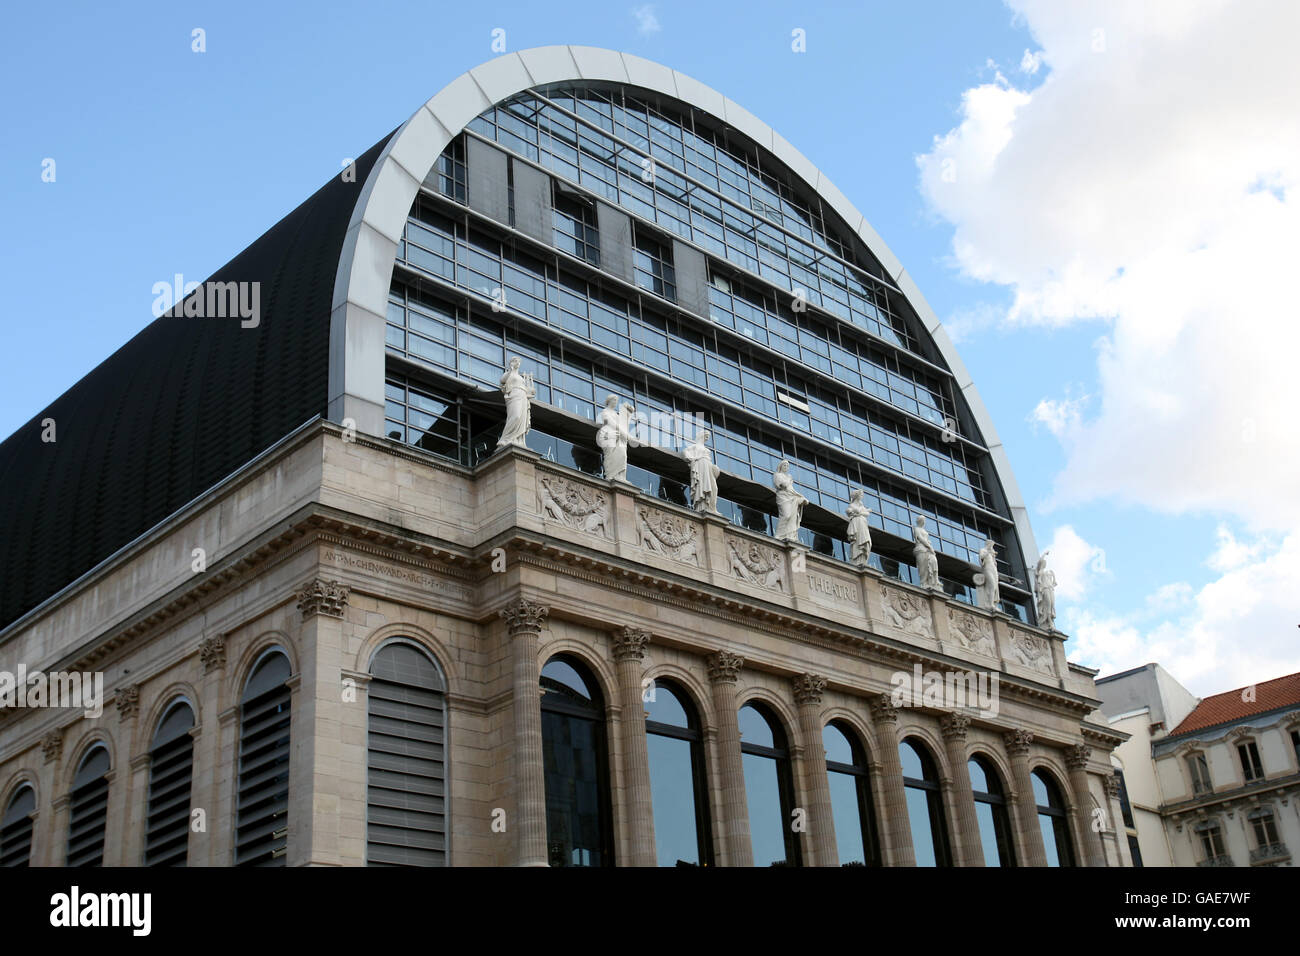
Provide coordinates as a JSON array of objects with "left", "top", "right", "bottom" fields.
[
  {"left": 499, "top": 598, "right": 549, "bottom": 635},
  {"left": 635, "top": 506, "right": 700, "bottom": 566},
  {"left": 297, "top": 578, "right": 350, "bottom": 618},
  {"left": 706, "top": 651, "right": 744, "bottom": 684},
  {"left": 199, "top": 634, "right": 227, "bottom": 673},
  {"left": 1004, "top": 729, "right": 1034, "bottom": 756},
  {"left": 725, "top": 536, "right": 786, "bottom": 592},
  {"left": 116, "top": 684, "right": 141, "bottom": 721},
  {"left": 537, "top": 473, "right": 611, "bottom": 538},
  {"left": 792, "top": 673, "right": 827, "bottom": 705},
  {"left": 611, "top": 626, "right": 651, "bottom": 662},
  {"left": 947, "top": 607, "right": 995, "bottom": 657},
  {"left": 880, "top": 584, "right": 934, "bottom": 639},
  {"left": 1066, "top": 743, "right": 1093, "bottom": 770},
  {"left": 41, "top": 729, "right": 64, "bottom": 764},
  {"left": 940, "top": 712, "right": 972, "bottom": 741},
  {"left": 1105, "top": 775, "right": 1121, "bottom": 799},
  {"left": 870, "top": 694, "right": 900, "bottom": 725}
]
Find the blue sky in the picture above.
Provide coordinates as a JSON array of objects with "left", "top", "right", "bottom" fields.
[{"left": 3, "top": 0, "right": 1296, "bottom": 693}]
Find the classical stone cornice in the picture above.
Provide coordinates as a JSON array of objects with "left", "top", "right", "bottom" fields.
[
  {"left": 611, "top": 626, "right": 651, "bottom": 662},
  {"left": 296, "top": 579, "right": 350, "bottom": 619},
  {"left": 499, "top": 598, "right": 549, "bottom": 635},
  {"left": 500, "top": 535, "right": 1099, "bottom": 721},
  {"left": 706, "top": 651, "right": 744, "bottom": 684},
  {"left": 1004, "top": 729, "right": 1034, "bottom": 756},
  {"left": 792, "top": 673, "right": 827, "bottom": 705}
]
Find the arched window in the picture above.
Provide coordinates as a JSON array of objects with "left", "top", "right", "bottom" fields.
[
  {"left": 67, "top": 746, "right": 110, "bottom": 866},
  {"left": 645, "top": 680, "right": 712, "bottom": 866},
  {"left": 900, "top": 738, "right": 951, "bottom": 866},
  {"left": 145, "top": 700, "right": 195, "bottom": 866},
  {"left": 366, "top": 641, "right": 447, "bottom": 866},
  {"left": 739, "top": 702, "right": 801, "bottom": 866},
  {"left": 1032, "top": 769, "right": 1074, "bottom": 866},
  {"left": 968, "top": 755, "right": 1015, "bottom": 866},
  {"left": 540, "top": 655, "right": 613, "bottom": 866},
  {"left": 235, "top": 650, "right": 292, "bottom": 866},
  {"left": 1, "top": 785, "right": 36, "bottom": 867},
  {"left": 823, "top": 722, "right": 881, "bottom": 866}
]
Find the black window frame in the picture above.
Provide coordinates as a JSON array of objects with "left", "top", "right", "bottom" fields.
[
  {"left": 739, "top": 701, "right": 802, "bottom": 867},
  {"left": 644, "top": 680, "right": 714, "bottom": 867},
  {"left": 823, "top": 720, "right": 882, "bottom": 867}
]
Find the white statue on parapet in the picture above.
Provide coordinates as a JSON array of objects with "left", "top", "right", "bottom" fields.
[
  {"left": 772, "top": 460, "right": 808, "bottom": 543},
  {"left": 497, "top": 356, "right": 535, "bottom": 448},
  {"left": 978, "top": 538, "right": 1001, "bottom": 611},
  {"left": 1034, "top": 551, "right": 1057, "bottom": 631},
  {"left": 845, "top": 489, "right": 873, "bottom": 568},
  {"left": 596, "top": 393, "right": 638, "bottom": 483},
  {"left": 912, "top": 515, "right": 940, "bottom": 589},
  {"left": 683, "top": 429, "right": 720, "bottom": 515}
]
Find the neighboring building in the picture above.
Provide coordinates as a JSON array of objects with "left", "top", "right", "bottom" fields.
[
  {"left": 0, "top": 47, "right": 1127, "bottom": 867},
  {"left": 1098, "top": 665, "right": 1300, "bottom": 867}
]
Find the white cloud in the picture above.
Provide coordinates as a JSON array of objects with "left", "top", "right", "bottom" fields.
[
  {"left": 1019, "top": 48, "right": 1043, "bottom": 73},
  {"left": 918, "top": 0, "right": 1300, "bottom": 530},
  {"left": 1067, "top": 532, "right": 1300, "bottom": 695},
  {"left": 632, "top": 5, "right": 661, "bottom": 36},
  {"left": 1042, "top": 524, "right": 1107, "bottom": 600},
  {"left": 1028, "top": 390, "right": 1089, "bottom": 440},
  {"left": 1207, "top": 523, "right": 1271, "bottom": 572}
]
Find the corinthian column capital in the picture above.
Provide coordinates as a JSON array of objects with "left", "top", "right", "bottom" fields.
[
  {"left": 792, "top": 673, "right": 828, "bottom": 705},
  {"left": 1004, "top": 729, "right": 1034, "bottom": 756},
  {"left": 611, "top": 626, "right": 651, "bottom": 662},
  {"left": 500, "top": 598, "right": 549, "bottom": 635},
  {"left": 706, "top": 651, "right": 744, "bottom": 684},
  {"left": 940, "top": 712, "right": 971, "bottom": 742}
]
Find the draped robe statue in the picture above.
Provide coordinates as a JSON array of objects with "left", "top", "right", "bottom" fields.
[
  {"left": 497, "top": 357, "right": 535, "bottom": 448},
  {"left": 913, "top": 516, "right": 940, "bottom": 589},
  {"left": 772, "top": 460, "right": 808, "bottom": 542},
  {"left": 596, "top": 394, "right": 637, "bottom": 483},
  {"left": 683, "top": 430, "right": 720, "bottom": 515},
  {"left": 845, "top": 489, "right": 873, "bottom": 568},
  {"left": 1035, "top": 551, "right": 1057, "bottom": 630},
  {"left": 978, "top": 538, "right": 1001, "bottom": 610}
]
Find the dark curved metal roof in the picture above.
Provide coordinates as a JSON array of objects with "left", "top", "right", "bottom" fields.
[{"left": 0, "top": 130, "right": 397, "bottom": 632}]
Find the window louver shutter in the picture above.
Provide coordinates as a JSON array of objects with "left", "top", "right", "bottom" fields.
[
  {"left": 0, "top": 787, "right": 36, "bottom": 867},
  {"left": 145, "top": 704, "right": 195, "bottom": 866},
  {"left": 367, "top": 643, "right": 446, "bottom": 866},
  {"left": 235, "top": 654, "right": 291, "bottom": 866},
  {"left": 67, "top": 748, "right": 110, "bottom": 866}
]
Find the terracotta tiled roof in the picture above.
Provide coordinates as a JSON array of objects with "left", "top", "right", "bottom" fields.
[{"left": 1169, "top": 672, "right": 1300, "bottom": 736}]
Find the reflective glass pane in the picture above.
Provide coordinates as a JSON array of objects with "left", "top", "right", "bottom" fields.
[
  {"left": 743, "top": 752, "right": 787, "bottom": 866},
  {"left": 647, "top": 733, "right": 701, "bottom": 866}
]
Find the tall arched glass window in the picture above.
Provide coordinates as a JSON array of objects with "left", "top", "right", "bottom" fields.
[
  {"left": 900, "top": 738, "right": 951, "bottom": 867},
  {"left": 145, "top": 700, "right": 195, "bottom": 866},
  {"left": 1, "top": 785, "right": 36, "bottom": 867},
  {"left": 739, "top": 702, "right": 801, "bottom": 867},
  {"left": 1032, "top": 769, "right": 1074, "bottom": 867},
  {"left": 235, "top": 650, "right": 292, "bottom": 866},
  {"left": 67, "top": 746, "right": 110, "bottom": 866},
  {"left": 824, "top": 722, "right": 881, "bottom": 866},
  {"left": 968, "top": 755, "right": 1015, "bottom": 867},
  {"left": 645, "top": 680, "right": 712, "bottom": 866},
  {"left": 540, "top": 655, "right": 613, "bottom": 867},
  {"left": 367, "top": 641, "right": 447, "bottom": 866}
]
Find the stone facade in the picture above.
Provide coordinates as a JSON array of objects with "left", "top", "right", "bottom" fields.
[{"left": 0, "top": 422, "right": 1127, "bottom": 866}]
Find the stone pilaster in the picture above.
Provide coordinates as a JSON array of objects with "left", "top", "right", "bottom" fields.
[
  {"left": 113, "top": 685, "right": 142, "bottom": 866},
  {"left": 194, "top": 633, "right": 226, "bottom": 865},
  {"left": 1004, "top": 729, "right": 1048, "bottom": 866},
  {"left": 288, "top": 578, "right": 350, "bottom": 865},
  {"left": 611, "top": 626, "right": 656, "bottom": 867},
  {"left": 34, "top": 729, "right": 64, "bottom": 865},
  {"left": 870, "top": 694, "right": 915, "bottom": 866},
  {"left": 1105, "top": 773, "right": 1132, "bottom": 867},
  {"left": 939, "top": 713, "right": 984, "bottom": 866},
  {"left": 707, "top": 650, "right": 752, "bottom": 867},
  {"left": 792, "top": 673, "right": 837, "bottom": 867},
  {"left": 1066, "top": 743, "right": 1107, "bottom": 867},
  {"left": 500, "top": 597, "right": 549, "bottom": 866}
]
